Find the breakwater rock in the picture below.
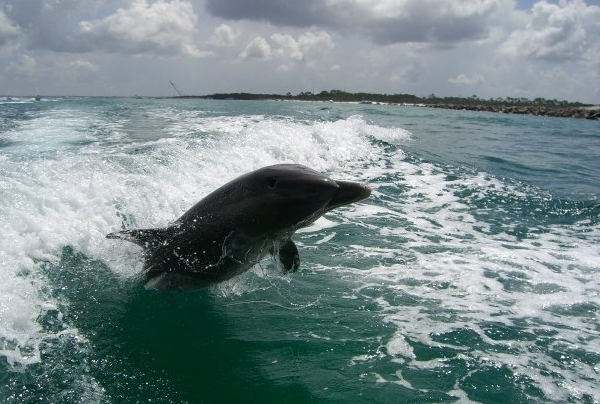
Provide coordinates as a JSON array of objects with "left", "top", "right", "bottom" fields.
[{"left": 427, "top": 103, "right": 600, "bottom": 120}]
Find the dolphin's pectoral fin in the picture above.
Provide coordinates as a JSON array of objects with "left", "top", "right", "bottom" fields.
[
  {"left": 276, "top": 238, "right": 300, "bottom": 273},
  {"left": 106, "top": 228, "right": 170, "bottom": 250}
]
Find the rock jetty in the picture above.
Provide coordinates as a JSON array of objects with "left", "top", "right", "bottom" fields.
[{"left": 427, "top": 103, "right": 600, "bottom": 120}]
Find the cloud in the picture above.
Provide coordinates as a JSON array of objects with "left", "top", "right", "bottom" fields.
[
  {"left": 4, "top": 53, "right": 98, "bottom": 80},
  {"left": 501, "top": 0, "right": 600, "bottom": 63},
  {"left": 270, "top": 34, "right": 303, "bottom": 63},
  {"left": 449, "top": 73, "right": 485, "bottom": 86},
  {"left": 273, "top": 31, "right": 334, "bottom": 67},
  {"left": 78, "top": 0, "right": 207, "bottom": 57},
  {"left": 205, "top": 0, "right": 508, "bottom": 46},
  {"left": 0, "top": 9, "right": 21, "bottom": 47},
  {"left": 6, "top": 54, "right": 39, "bottom": 77},
  {"left": 389, "top": 62, "right": 423, "bottom": 84},
  {"left": 239, "top": 36, "right": 271, "bottom": 59},
  {"left": 205, "top": 0, "right": 323, "bottom": 28},
  {"left": 297, "top": 31, "right": 335, "bottom": 60},
  {"left": 208, "top": 24, "right": 238, "bottom": 47},
  {"left": 1, "top": 0, "right": 599, "bottom": 102},
  {"left": 69, "top": 59, "right": 99, "bottom": 73},
  {"left": 3, "top": 0, "right": 210, "bottom": 57},
  {"left": 239, "top": 31, "right": 334, "bottom": 70},
  {"left": 4, "top": 0, "right": 106, "bottom": 52}
]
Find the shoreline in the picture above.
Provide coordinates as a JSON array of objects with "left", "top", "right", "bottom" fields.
[{"left": 188, "top": 92, "right": 600, "bottom": 121}]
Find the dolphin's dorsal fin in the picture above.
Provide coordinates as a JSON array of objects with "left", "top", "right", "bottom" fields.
[
  {"left": 106, "top": 228, "right": 170, "bottom": 250},
  {"left": 273, "top": 238, "right": 300, "bottom": 273}
]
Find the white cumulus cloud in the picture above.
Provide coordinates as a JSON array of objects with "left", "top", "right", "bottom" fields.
[
  {"left": 208, "top": 24, "right": 238, "bottom": 47},
  {"left": 78, "top": 0, "right": 207, "bottom": 57},
  {"left": 270, "top": 33, "right": 304, "bottom": 63},
  {"left": 239, "top": 31, "right": 334, "bottom": 70},
  {"left": 239, "top": 36, "right": 272, "bottom": 59},
  {"left": 501, "top": 0, "right": 600, "bottom": 63},
  {"left": 296, "top": 31, "right": 335, "bottom": 61}
]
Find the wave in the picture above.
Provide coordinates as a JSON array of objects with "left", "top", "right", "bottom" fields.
[
  {"left": 0, "top": 110, "right": 408, "bottom": 367},
  {"left": 1, "top": 100, "right": 598, "bottom": 403}
]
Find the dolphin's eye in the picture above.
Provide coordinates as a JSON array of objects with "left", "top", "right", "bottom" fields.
[{"left": 267, "top": 177, "right": 278, "bottom": 189}]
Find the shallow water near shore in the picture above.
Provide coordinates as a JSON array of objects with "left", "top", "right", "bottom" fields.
[{"left": 1, "top": 97, "right": 599, "bottom": 403}]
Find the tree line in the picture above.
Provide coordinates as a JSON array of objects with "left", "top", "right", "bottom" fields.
[{"left": 188, "top": 89, "right": 590, "bottom": 108}]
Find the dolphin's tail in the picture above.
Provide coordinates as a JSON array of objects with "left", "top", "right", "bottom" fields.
[{"left": 106, "top": 228, "right": 171, "bottom": 250}]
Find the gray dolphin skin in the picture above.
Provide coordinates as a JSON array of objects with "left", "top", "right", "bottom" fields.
[{"left": 107, "top": 164, "right": 371, "bottom": 290}]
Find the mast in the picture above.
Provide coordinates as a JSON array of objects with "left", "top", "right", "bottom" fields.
[{"left": 169, "top": 80, "right": 184, "bottom": 97}]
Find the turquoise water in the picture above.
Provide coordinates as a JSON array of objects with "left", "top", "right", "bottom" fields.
[{"left": 1, "top": 97, "right": 599, "bottom": 403}]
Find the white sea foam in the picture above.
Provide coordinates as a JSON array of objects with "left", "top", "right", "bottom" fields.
[
  {"left": 339, "top": 153, "right": 600, "bottom": 402},
  {"left": 2, "top": 102, "right": 598, "bottom": 402}
]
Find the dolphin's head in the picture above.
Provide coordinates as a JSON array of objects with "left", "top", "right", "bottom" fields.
[{"left": 238, "top": 164, "right": 371, "bottom": 235}]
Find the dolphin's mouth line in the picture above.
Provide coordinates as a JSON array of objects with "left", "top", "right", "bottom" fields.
[{"left": 326, "top": 180, "right": 372, "bottom": 211}]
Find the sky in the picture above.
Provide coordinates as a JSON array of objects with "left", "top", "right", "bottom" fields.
[{"left": 0, "top": 0, "right": 599, "bottom": 103}]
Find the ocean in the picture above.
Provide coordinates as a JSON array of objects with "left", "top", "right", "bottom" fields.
[{"left": 0, "top": 97, "right": 598, "bottom": 404}]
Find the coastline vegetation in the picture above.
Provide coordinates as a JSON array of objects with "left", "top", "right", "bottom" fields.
[
  {"left": 181, "top": 90, "right": 599, "bottom": 120},
  {"left": 194, "top": 89, "right": 588, "bottom": 107}
]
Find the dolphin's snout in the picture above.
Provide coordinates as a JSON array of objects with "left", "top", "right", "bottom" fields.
[{"left": 326, "top": 180, "right": 371, "bottom": 211}]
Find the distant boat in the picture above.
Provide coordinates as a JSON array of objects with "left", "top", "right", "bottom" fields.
[{"left": 35, "top": 95, "right": 41, "bottom": 101}]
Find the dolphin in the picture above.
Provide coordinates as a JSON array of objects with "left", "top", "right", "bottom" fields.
[{"left": 107, "top": 164, "right": 371, "bottom": 289}]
